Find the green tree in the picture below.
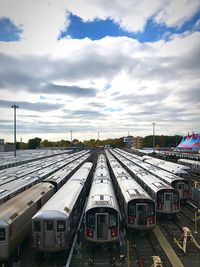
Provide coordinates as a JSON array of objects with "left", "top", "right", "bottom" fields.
[{"left": 27, "top": 137, "right": 42, "bottom": 149}]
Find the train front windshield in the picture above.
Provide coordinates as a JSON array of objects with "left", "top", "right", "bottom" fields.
[
  {"left": 86, "top": 208, "right": 118, "bottom": 240},
  {"left": 128, "top": 200, "right": 155, "bottom": 226},
  {"left": 157, "top": 190, "right": 179, "bottom": 212}
]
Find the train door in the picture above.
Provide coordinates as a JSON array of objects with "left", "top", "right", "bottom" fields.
[
  {"left": 136, "top": 204, "right": 147, "bottom": 226},
  {"left": 177, "top": 182, "right": 185, "bottom": 199},
  {"left": 163, "top": 193, "right": 173, "bottom": 212},
  {"left": 43, "top": 220, "right": 55, "bottom": 248},
  {"left": 96, "top": 213, "right": 108, "bottom": 240}
]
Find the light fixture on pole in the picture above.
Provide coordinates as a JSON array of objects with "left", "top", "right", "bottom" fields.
[
  {"left": 11, "top": 104, "right": 19, "bottom": 157},
  {"left": 152, "top": 122, "right": 156, "bottom": 152}
]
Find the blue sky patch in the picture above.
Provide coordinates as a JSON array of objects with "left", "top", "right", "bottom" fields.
[
  {"left": 0, "top": 18, "right": 22, "bottom": 42},
  {"left": 59, "top": 12, "right": 200, "bottom": 42},
  {"left": 59, "top": 13, "right": 133, "bottom": 40},
  {"left": 133, "top": 12, "right": 200, "bottom": 42}
]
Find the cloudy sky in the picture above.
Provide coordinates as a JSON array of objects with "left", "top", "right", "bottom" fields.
[{"left": 0, "top": 0, "right": 200, "bottom": 142}]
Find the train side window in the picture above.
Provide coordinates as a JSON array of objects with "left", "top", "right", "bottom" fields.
[
  {"left": 57, "top": 220, "right": 66, "bottom": 232},
  {"left": 0, "top": 228, "right": 5, "bottom": 241},
  {"left": 157, "top": 194, "right": 164, "bottom": 203},
  {"left": 87, "top": 214, "right": 95, "bottom": 227},
  {"left": 37, "top": 200, "right": 42, "bottom": 210},
  {"left": 109, "top": 214, "right": 117, "bottom": 227},
  {"left": 34, "top": 221, "right": 41, "bottom": 232}
]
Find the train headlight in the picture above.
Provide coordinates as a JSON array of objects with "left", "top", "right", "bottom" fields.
[
  {"left": 110, "top": 227, "right": 118, "bottom": 237},
  {"left": 128, "top": 216, "right": 135, "bottom": 225},
  {"left": 174, "top": 203, "right": 179, "bottom": 210},
  {"left": 148, "top": 216, "right": 155, "bottom": 225},
  {"left": 86, "top": 228, "right": 93, "bottom": 238}
]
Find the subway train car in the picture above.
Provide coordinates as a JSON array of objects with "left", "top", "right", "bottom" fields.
[
  {"left": 106, "top": 151, "right": 156, "bottom": 230},
  {"left": 177, "top": 158, "right": 200, "bottom": 175},
  {"left": 32, "top": 162, "right": 93, "bottom": 252},
  {"left": 0, "top": 183, "right": 55, "bottom": 261},
  {"left": 141, "top": 155, "right": 190, "bottom": 179},
  {"left": 110, "top": 150, "right": 180, "bottom": 215},
  {"left": 0, "top": 150, "right": 91, "bottom": 205},
  {"left": 0, "top": 176, "right": 39, "bottom": 205},
  {"left": 0, "top": 154, "right": 92, "bottom": 260},
  {"left": 114, "top": 149, "right": 190, "bottom": 202},
  {"left": 43, "top": 152, "right": 91, "bottom": 190},
  {"left": 85, "top": 154, "right": 120, "bottom": 244}
]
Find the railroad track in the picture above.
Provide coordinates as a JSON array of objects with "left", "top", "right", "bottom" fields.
[
  {"left": 127, "top": 230, "right": 172, "bottom": 267},
  {"left": 157, "top": 214, "right": 200, "bottom": 266}
]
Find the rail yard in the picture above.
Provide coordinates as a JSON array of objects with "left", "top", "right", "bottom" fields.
[{"left": 0, "top": 148, "right": 200, "bottom": 267}]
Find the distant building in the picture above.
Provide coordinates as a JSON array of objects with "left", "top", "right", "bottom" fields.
[
  {"left": 0, "top": 139, "right": 4, "bottom": 145},
  {"left": 124, "top": 136, "right": 134, "bottom": 147},
  {"left": 0, "top": 139, "right": 15, "bottom": 152},
  {"left": 133, "top": 136, "right": 143, "bottom": 149}
]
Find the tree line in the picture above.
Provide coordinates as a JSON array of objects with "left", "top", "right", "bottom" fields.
[{"left": 14, "top": 135, "right": 183, "bottom": 150}]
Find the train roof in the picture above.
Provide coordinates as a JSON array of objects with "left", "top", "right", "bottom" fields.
[
  {"left": 32, "top": 210, "right": 67, "bottom": 220},
  {"left": 85, "top": 154, "right": 119, "bottom": 212},
  {"left": 0, "top": 183, "right": 54, "bottom": 223},
  {"left": 0, "top": 176, "right": 39, "bottom": 201},
  {"left": 178, "top": 158, "right": 200, "bottom": 166},
  {"left": 33, "top": 163, "right": 92, "bottom": 218},
  {"left": 116, "top": 149, "right": 187, "bottom": 184},
  {"left": 106, "top": 151, "right": 154, "bottom": 203},
  {"left": 142, "top": 156, "right": 191, "bottom": 171},
  {"left": 86, "top": 179, "right": 118, "bottom": 211},
  {"left": 111, "top": 150, "right": 174, "bottom": 193}
]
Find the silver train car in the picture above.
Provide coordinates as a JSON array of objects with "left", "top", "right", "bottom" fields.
[
  {"left": 0, "top": 150, "right": 91, "bottom": 204},
  {"left": 0, "top": 154, "right": 92, "bottom": 260},
  {"left": 43, "top": 152, "right": 91, "bottom": 190},
  {"left": 106, "top": 151, "right": 156, "bottom": 230},
  {"left": 32, "top": 162, "right": 93, "bottom": 252},
  {"left": 141, "top": 155, "right": 190, "bottom": 179},
  {"left": 110, "top": 150, "right": 180, "bottom": 215},
  {"left": 115, "top": 149, "right": 190, "bottom": 202},
  {"left": 177, "top": 158, "right": 200, "bottom": 175},
  {"left": 0, "top": 183, "right": 55, "bottom": 261},
  {"left": 85, "top": 154, "right": 120, "bottom": 244}
]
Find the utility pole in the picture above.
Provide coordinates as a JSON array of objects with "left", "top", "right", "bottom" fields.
[
  {"left": 152, "top": 122, "right": 156, "bottom": 152},
  {"left": 70, "top": 130, "right": 72, "bottom": 143},
  {"left": 98, "top": 131, "right": 99, "bottom": 140},
  {"left": 11, "top": 104, "right": 19, "bottom": 157}
]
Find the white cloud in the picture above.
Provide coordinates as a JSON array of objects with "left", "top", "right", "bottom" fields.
[
  {"left": 155, "top": 0, "right": 200, "bottom": 27},
  {"left": 0, "top": 1, "right": 200, "bottom": 141},
  {"left": 0, "top": 0, "right": 69, "bottom": 54},
  {"left": 66, "top": 0, "right": 200, "bottom": 32}
]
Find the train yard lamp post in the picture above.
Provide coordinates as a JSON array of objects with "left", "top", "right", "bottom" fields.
[
  {"left": 11, "top": 104, "right": 19, "bottom": 157},
  {"left": 70, "top": 130, "right": 72, "bottom": 143},
  {"left": 152, "top": 122, "right": 156, "bottom": 153}
]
